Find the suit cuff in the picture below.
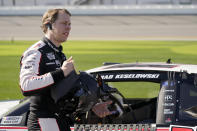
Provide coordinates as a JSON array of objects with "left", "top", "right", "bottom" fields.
[{"left": 50, "top": 69, "right": 65, "bottom": 83}]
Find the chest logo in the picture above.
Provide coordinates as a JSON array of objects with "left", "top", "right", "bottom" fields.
[{"left": 46, "top": 52, "right": 55, "bottom": 60}]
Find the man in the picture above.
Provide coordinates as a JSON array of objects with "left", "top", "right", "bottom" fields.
[{"left": 19, "top": 9, "right": 112, "bottom": 131}]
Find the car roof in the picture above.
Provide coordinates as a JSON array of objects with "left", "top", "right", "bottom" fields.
[{"left": 86, "top": 62, "right": 197, "bottom": 74}]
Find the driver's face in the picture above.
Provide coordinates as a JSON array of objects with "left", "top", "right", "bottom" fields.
[{"left": 52, "top": 11, "right": 71, "bottom": 43}]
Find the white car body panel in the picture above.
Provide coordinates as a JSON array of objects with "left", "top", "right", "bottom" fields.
[
  {"left": 86, "top": 62, "right": 197, "bottom": 74},
  {"left": 0, "top": 100, "right": 20, "bottom": 117}
]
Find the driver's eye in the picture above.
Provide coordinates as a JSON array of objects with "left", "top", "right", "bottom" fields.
[{"left": 62, "top": 23, "right": 70, "bottom": 27}]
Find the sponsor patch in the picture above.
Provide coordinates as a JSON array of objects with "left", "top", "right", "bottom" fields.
[
  {"left": 163, "top": 89, "right": 175, "bottom": 93},
  {"left": 164, "top": 95, "right": 173, "bottom": 101},
  {"left": 163, "top": 103, "right": 174, "bottom": 107},
  {"left": 46, "top": 52, "right": 55, "bottom": 60},
  {"left": 46, "top": 62, "right": 56, "bottom": 65},
  {"left": 164, "top": 109, "right": 173, "bottom": 114},
  {"left": 1, "top": 116, "right": 23, "bottom": 125},
  {"left": 24, "top": 65, "right": 32, "bottom": 69},
  {"left": 165, "top": 118, "right": 172, "bottom": 123}
]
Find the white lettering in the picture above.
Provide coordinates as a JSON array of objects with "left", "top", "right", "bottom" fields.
[
  {"left": 163, "top": 103, "right": 174, "bottom": 106},
  {"left": 114, "top": 74, "right": 160, "bottom": 79},
  {"left": 164, "top": 109, "right": 173, "bottom": 114},
  {"left": 101, "top": 75, "right": 114, "bottom": 79}
]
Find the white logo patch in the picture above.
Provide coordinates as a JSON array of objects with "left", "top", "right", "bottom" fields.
[{"left": 46, "top": 52, "right": 55, "bottom": 60}]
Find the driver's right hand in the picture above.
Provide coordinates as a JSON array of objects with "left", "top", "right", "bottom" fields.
[{"left": 61, "top": 56, "right": 75, "bottom": 77}]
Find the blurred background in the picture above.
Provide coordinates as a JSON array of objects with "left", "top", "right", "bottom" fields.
[
  {"left": 0, "top": 0, "right": 197, "bottom": 41},
  {"left": 1, "top": 0, "right": 197, "bottom": 6}
]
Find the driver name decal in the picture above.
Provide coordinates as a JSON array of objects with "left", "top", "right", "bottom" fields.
[
  {"left": 101, "top": 75, "right": 114, "bottom": 80},
  {"left": 101, "top": 73, "right": 160, "bottom": 80},
  {"left": 115, "top": 74, "right": 160, "bottom": 79}
]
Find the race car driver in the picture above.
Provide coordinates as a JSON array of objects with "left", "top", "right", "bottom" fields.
[{"left": 19, "top": 8, "right": 113, "bottom": 131}]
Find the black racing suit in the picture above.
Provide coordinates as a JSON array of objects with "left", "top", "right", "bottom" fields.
[{"left": 19, "top": 37, "right": 71, "bottom": 131}]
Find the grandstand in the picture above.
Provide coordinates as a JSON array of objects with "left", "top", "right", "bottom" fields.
[
  {"left": 0, "top": 0, "right": 197, "bottom": 6},
  {"left": 0, "top": 0, "right": 197, "bottom": 15}
]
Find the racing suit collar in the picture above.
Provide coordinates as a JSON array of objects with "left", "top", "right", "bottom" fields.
[{"left": 42, "top": 36, "right": 63, "bottom": 53}]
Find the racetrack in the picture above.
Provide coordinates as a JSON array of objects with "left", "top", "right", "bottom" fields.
[{"left": 0, "top": 15, "right": 197, "bottom": 41}]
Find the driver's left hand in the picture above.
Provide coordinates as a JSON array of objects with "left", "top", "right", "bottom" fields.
[{"left": 92, "top": 100, "right": 113, "bottom": 118}]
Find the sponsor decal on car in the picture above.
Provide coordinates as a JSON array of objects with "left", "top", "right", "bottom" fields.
[
  {"left": 1, "top": 116, "right": 23, "bottom": 125},
  {"left": 170, "top": 125, "right": 195, "bottom": 131}
]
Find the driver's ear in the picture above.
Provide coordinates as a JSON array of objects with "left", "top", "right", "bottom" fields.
[{"left": 46, "top": 23, "right": 52, "bottom": 30}]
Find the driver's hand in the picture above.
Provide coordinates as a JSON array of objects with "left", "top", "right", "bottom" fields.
[
  {"left": 61, "top": 56, "right": 75, "bottom": 77},
  {"left": 92, "top": 101, "right": 113, "bottom": 118}
]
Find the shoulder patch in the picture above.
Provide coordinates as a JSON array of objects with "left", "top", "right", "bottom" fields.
[{"left": 32, "top": 41, "right": 46, "bottom": 50}]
